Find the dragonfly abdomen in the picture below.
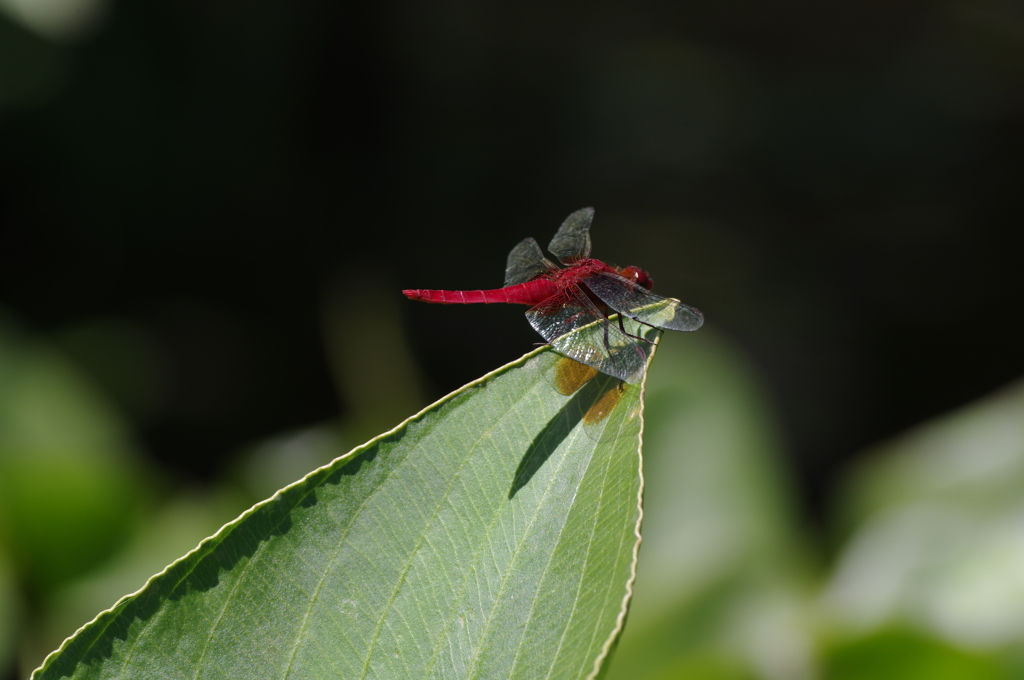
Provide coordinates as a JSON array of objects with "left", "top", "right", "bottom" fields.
[{"left": 403, "top": 278, "right": 558, "bottom": 305}]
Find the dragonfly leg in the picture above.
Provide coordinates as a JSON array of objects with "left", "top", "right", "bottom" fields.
[{"left": 617, "top": 314, "right": 654, "bottom": 343}]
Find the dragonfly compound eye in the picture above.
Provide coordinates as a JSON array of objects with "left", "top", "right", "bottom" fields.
[{"left": 621, "top": 266, "right": 654, "bottom": 291}]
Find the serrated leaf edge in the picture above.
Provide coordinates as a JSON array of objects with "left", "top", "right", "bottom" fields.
[{"left": 584, "top": 338, "right": 655, "bottom": 680}]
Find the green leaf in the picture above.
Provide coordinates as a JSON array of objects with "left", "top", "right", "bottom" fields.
[{"left": 33, "top": 329, "right": 660, "bottom": 680}]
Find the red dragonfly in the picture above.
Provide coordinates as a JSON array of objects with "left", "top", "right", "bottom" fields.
[{"left": 403, "top": 208, "right": 703, "bottom": 383}]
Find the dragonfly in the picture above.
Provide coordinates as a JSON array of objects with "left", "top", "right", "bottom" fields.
[{"left": 403, "top": 207, "right": 704, "bottom": 383}]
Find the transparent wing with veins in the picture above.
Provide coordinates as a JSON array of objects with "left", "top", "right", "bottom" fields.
[
  {"left": 547, "top": 207, "right": 593, "bottom": 264},
  {"left": 525, "top": 283, "right": 648, "bottom": 383},
  {"left": 583, "top": 271, "right": 705, "bottom": 332},
  {"left": 504, "top": 237, "right": 557, "bottom": 287}
]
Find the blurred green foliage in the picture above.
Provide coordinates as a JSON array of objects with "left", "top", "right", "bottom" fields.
[
  {"left": 0, "top": 310, "right": 146, "bottom": 596},
  {"left": 0, "top": 553, "right": 13, "bottom": 674},
  {"left": 822, "top": 629, "right": 1006, "bottom": 680}
]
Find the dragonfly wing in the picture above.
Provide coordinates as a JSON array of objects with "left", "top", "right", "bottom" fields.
[
  {"left": 547, "top": 207, "right": 594, "bottom": 264},
  {"left": 504, "top": 237, "right": 556, "bottom": 287},
  {"left": 526, "top": 284, "right": 648, "bottom": 383},
  {"left": 583, "top": 270, "right": 704, "bottom": 332}
]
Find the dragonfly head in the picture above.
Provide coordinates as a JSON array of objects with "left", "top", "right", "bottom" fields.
[{"left": 620, "top": 265, "right": 654, "bottom": 291}]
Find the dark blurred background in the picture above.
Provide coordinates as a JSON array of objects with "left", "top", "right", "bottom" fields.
[
  {"left": 2, "top": 0, "right": 1024, "bottom": 677},
  {"left": 3, "top": 0, "right": 1022, "bottom": 515}
]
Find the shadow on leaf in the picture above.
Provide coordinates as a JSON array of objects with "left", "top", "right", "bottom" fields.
[{"left": 509, "top": 371, "right": 620, "bottom": 499}]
